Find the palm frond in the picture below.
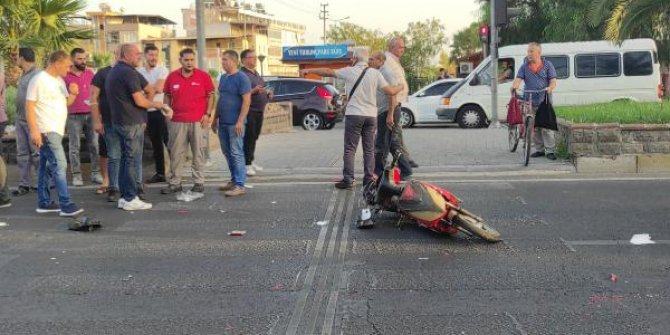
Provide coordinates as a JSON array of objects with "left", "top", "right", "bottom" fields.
[{"left": 588, "top": 0, "right": 618, "bottom": 28}]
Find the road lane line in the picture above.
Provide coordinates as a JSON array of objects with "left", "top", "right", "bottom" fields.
[
  {"left": 321, "top": 188, "right": 356, "bottom": 335},
  {"left": 286, "top": 188, "right": 339, "bottom": 335},
  {"left": 505, "top": 312, "right": 528, "bottom": 335},
  {"left": 305, "top": 191, "right": 348, "bottom": 334},
  {"left": 560, "top": 238, "right": 576, "bottom": 252}
]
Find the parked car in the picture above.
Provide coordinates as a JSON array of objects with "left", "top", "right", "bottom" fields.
[
  {"left": 265, "top": 78, "right": 344, "bottom": 130},
  {"left": 399, "top": 78, "right": 461, "bottom": 127}
]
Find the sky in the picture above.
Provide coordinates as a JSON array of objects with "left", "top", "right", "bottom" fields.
[{"left": 84, "top": 0, "right": 481, "bottom": 46}]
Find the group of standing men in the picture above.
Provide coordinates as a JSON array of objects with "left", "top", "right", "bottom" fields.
[
  {"left": 5, "top": 43, "right": 270, "bottom": 214},
  {"left": 301, "top": 36, "right": 418, "bottom": 189}
]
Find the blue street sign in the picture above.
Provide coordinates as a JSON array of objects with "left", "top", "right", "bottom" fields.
[{"left": 282, "top": 44, "right": 349, "bottom": 61}]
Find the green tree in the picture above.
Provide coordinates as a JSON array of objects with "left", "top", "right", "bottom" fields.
[
  {"left": 450, "top": 22, "right": 481, "bottom": 62},
  {"left": 589, "top": 0, "right": 669, "bottom": 64},
  {"left": 325, "top": 22, "right": 389, "bottom": 53},
  {"left": 401, "top": 18, "right": 448, "bottom": 92},
  {"left": 438, "top": 49, "right": 456, "bottom": 76},
  {"left": 0, "top": 0, "right": 93, "bottom": 85}
]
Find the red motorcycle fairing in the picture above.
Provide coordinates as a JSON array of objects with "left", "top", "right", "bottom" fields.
[{"left": 397, "top": 181, "right": 460, "bottom": 234}]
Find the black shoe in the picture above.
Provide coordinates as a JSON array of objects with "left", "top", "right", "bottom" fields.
[
  {"left": 334, "top": 180, "right": 352, "bottom": 190},
  {"left": 409, "top": 160, "right": 419, "bottom": 168},
  {"left": 12, "top": 186, "right": 30, "bottom": 197},
  {"left": 146, "top": 174, "right": 166, "bottom": 184},
  {"left": 137, "top": 187, "right": 147, "bottom": 200},
  {"left": 546, "top": 153, "right": 557, "bottom": 160},
  {"left": 161, "top": 184, "right": 182, "bottom": 194},
  {"left": 0, "top": 198, "right": 12, "bottom": 208},
  {"left": 191, "top": 183, "right": 205, "bottom": 193},
  {"left": 107, "top": 189, "right": 119, "bottom": 202},
  {"left": 530, "top": 151, "right": 545, "bottom": 158}
]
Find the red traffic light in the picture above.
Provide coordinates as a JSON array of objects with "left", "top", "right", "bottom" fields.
[{"left": 479, "top": 25, "right": 490, "bottom": 37}]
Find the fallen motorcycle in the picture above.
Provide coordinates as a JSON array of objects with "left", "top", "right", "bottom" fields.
[{"left": 358, "top": 153, "right": 501, "bottom": 242}]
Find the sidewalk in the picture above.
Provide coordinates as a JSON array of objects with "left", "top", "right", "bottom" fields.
[
  {"left": 205, "top": 124, "right": 574, "bottom": 182},
  {"left": 2, "top": 124, "right": 575, "bottom": 187}
]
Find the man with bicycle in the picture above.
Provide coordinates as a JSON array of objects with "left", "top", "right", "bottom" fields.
[{"left": 512, "top": 42, "right": 558, "bottom": 160}]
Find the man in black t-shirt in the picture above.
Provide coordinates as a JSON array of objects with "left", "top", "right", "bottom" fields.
[
  {"left": 92, "top": 59, "right": 149, "bottom": 203},
  {"left": 105, "top": 44, "right": 163, "bottom": 211},
  {"left": 240, "top": 49, "right": 271, "bottom": 177}
]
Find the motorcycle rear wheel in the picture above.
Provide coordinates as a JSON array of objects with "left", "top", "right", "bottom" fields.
[{"left": 454, "top": 214, "right": 501, "bottom": 242}]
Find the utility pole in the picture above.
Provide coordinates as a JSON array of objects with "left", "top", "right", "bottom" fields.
[
  {"left": 489, "top": 0, "right": 499, "bottom": 127},
  {"left": 196, "top": 0, "right": 206, "bottom": 71},
  {"left": 319, "top": 3, "right": 329, "bottom": 45}
]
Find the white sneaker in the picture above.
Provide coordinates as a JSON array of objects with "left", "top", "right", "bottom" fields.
[
  {"left": 252, "top": 162, "right": 263, "bottom": 171},
  {"left": 72, "top": 174, "right": 84, "bottom": 187},
  {"left": 91, "top": 172, "right": 103, "bottom": 185},
  {"left": 122, "top": 197, "right": 152, "bottom": 211},
  {"left": 246, "top": 165, "right": 256, "bottom": 176},
  {"left": 117, "top": 198, "right": 127, "bottom": 209}
]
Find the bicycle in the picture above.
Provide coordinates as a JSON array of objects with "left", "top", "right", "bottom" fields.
[{"left": 509, "top": 88, "right": 547, "bottom": 166}]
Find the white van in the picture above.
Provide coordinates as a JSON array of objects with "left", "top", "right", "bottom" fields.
[{"left": 436, "top": 39, "right": 662, "bottom": 128}]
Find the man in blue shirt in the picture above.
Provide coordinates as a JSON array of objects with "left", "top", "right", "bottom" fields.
[
  {"left": 212, "top": 50, "right": 251, "bottom": 197},
  {"left": 512, "top": 42, "right": 558, "bottom": 160}
]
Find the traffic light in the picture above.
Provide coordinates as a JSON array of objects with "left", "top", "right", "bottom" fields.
[
  {"left": 495, "top": 0, "right": 508, "bottom": 26},
  {"left": 479, "top": 24, "right": 490, "bottom": 43},
  {"left": 495, "top": 0, "right": 522, "bottom": 27}
]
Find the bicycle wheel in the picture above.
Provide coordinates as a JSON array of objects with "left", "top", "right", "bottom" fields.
[
  {"left": 523, "top": 116, "right": 533, "bottom": 166},
  {"left": 508, "top": 124, "right": 520, "bottom": 152}
]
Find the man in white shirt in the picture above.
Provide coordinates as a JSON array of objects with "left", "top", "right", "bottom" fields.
[
  {"left": 300, "top": 47, "right": 403, "bottom": 189},
  {"left": 381, "top": 36, "right": 418, "bottom": 170},
  {"left": 138, "top": 44, "right": 169, "bottom": 184},
  {"left": 26, "top": 50, "right": 84, "bottom": 217}
]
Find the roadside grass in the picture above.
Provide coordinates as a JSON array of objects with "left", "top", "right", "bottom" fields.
[{"left": 555, "top": 100, "right": 670, "bottom": 124}]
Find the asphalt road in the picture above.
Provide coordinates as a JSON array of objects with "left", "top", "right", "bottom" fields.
[{"left": 0, "top": 178, "right": 668, "bottom": 334}]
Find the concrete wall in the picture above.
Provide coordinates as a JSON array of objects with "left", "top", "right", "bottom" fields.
[{"left": 557, "top": 119, "right": 670, "bottom": 173}]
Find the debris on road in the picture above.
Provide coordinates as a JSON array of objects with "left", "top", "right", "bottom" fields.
[
  {"left": 316, "top": 220, "right": 328, "bottom": 226},
  {"left": 228, "top": 230, "right": 246, "bottom": 236},
  {"left": 178, "top": 210, "right": 189, "bottom": 215},
  {"left": 610, "top": 273, "right": 618, "bottom": 283},
  {"left": 0, "top": 222, "right": 7, "bottom": 227},
  {"left": 630, "top": 234, "right": 655, "bottom": 245}
]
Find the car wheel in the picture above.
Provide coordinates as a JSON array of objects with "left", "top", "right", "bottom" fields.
[
  {"left": 399, "top": 108, "right": 414, "bottom": 128},
  {"left": 457, "top": 105, "right": 487, "bottom": 128},
  {"left": 302, "top": 110, "right": 323, "bottom": 131}
]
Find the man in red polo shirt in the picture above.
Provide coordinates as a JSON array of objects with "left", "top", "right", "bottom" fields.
[
  {"left": 161, "top": 48, "right": 215, "bottom": 196},
  {"left": 64, "top": 48, "right": 102, "bottom": 187}
]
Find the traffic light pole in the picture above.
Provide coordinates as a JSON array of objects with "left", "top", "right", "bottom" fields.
[{"left": 490, "top": 0, "right": 500, "bottom": 127}]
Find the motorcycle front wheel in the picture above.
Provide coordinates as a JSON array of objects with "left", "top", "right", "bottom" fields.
[{"left": 454, "top": 214, "right": 501, "bottom": 242}]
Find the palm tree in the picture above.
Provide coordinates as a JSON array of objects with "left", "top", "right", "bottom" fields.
[
  {"left": 589, "top": 0, "right": 670, "bottom": 96},
  {"left": 592, "top": 0, "right": 670, "bottom": 93},
  {"left": 0, "top": 0, "right": 93, "bottom": 85}
]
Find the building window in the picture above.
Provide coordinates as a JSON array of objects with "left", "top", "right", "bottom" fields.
[
  {"left": 121, "top": 31, "right": 138, "bottom": 43},
  {"left": 269, "top": 29, "right": 281, "bottom": 40},
  {"left": 107, "top": 31, "right": 120, "bottom": 44}
]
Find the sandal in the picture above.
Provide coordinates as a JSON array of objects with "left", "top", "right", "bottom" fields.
[{"left": 95, "top": 186, "right": 109, "bottom": 195}]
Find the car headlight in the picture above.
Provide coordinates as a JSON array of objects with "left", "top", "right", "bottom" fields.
[{"left": 441, "top": 97, "right": 451, "bottom": 106}]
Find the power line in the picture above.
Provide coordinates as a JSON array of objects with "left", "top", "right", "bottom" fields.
[{"left": 274, "top": 0, "right": 317, "bottom": 15}]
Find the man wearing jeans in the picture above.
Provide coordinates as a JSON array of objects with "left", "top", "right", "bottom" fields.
[
  {"left": 13, "top": 47, "right": 41, "bottom": 196},
  {"left": 300, "top": 47, "right": 403, "bottom": 189},
  {"left": 63, "top": 48, "right": 102, "bottom": 186},
  {"left": 212, "top": 50, "right": 251, "bottom": 197},
  {"left": 368, "top": 51, "right": 413, "bottom": 179},
  {"left": 106, "top": 44, "right": 163, "bottom": 211},
  {"left": 26, "top": 50, "right": 84, "bottom": 217}
]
